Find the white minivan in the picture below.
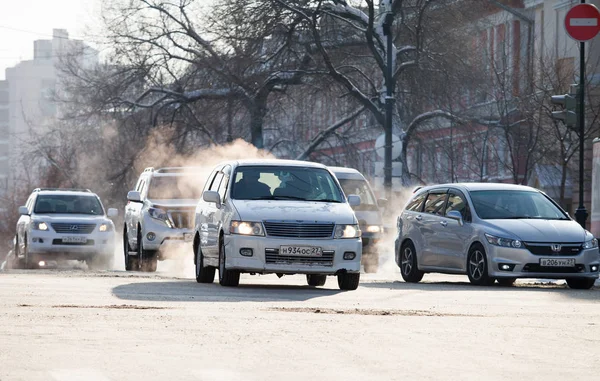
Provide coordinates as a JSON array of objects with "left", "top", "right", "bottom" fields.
[
  {"left": 193, "top": 159, "right": 363, "bottom": 290},
  {"left": 329, "top": 167, "right": 385, "bottom": 273}
]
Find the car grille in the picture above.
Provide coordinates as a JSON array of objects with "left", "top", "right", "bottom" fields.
[
  {"left": 51, "top": 223, "right": 96, "bottom": 234},
  {"left": 167, "top": 210, "right": 194, "bottom": 229},
  {"left": 524, "top": 243, "right": 582, "bottom": 256},
  {"left": 265, "top": 248, "right": 334, "bottom": 266},
  {"left": 522, "top": 263, "right": 586, "bottom": 273},
  {"left": 52, "top": 239, "right": 95, "bottom": 246},
  {"left": 263, "top": 221, "right": 335, "bottom": 238}
]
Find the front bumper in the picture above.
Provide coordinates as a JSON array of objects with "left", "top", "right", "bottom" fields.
[
  {"left": 223, "top": 234, "right": 362, "bottom": 274},
  {"left": 486, "top": 243, "right": 600, "bottom": 279},
  {"left": 27, "top": 230, "right": 115, "bottom": 260},
  {"left": 141, "top": 214, "right": 193, "bottom": 255}
]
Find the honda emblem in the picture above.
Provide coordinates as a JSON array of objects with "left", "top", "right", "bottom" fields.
[{"left": 551, "top": 244, "right": 562, "bottom": 252}]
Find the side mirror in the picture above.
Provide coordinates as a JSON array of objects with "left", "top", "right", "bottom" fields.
[
  {"left": 107, "top": 208, "right": 118, "bottom": 218},
  {"left": 446, "top": 210, "right": 464, "bottom": 226},
  {"left": 203, "top": 190, "right": 222, "bottom": 208},
  {"left": 127, "top": 191, "right": 142, "bottom": 203},
  {"left": 18, "top": 206, "right": 29, "bottom": 216},
  {"left": 348, "top": 194, "right": 361, "bottom": 207},
  {"left": 377, "top": 198, "right": 388, "bottom": 208}
]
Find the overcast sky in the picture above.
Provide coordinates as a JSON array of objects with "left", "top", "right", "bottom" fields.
[{"left": 0, "top": 0, "right": 100, "bottom": 80}]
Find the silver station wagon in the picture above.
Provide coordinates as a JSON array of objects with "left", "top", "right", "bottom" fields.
[{"left": 395, "top": 183, "right": 600, "bottom": 289}]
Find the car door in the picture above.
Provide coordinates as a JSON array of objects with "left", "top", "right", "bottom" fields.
[
  {"left": 437, "top": 189, "right": 474, "bottom": 271},
  {"left": 419, "top": 189, "right": 449, "bottom": 267},
  {"left": 17, "top": 194, "right": 35, "bottom": 253},
  {"left": 204, "top": 167, "right": 224, "bottom": 259},
  {"left": 125, "top": 176, "right": 146, "bottom": 248}
]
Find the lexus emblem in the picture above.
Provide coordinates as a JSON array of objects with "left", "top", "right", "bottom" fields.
[
  {"left": 551, "top": 244, "right": 562, "bottom": 252},
  {"left": 70, "top": 225, "right": 79, "bottom": 231}
]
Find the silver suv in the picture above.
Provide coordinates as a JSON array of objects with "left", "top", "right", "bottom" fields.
[
  {"left": 124, "top": 167, "right": 202, "bottom": 272},
  {"left": 395, "top": 183, "right": 600, "bottom": 289},
  {"left": 15, "top": 188, "right": 118, "bottom": 269}
]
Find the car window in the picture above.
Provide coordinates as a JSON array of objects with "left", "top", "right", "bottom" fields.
[
  {"left": 217, "top": 173, "right": 229, "bottom": 202},
  {"left": 147, "top": 176, "right": 202, "bottom": 199},
  {"left": 337, "top": 178, "right": 378, "bottom": 211},
  {"left": 231, "top": 166, "right": 344, "bottom": 202},
  {"left": 204, "top": 170, "right": 217, "bottom": 192},
  {"left": 445, "top": 191, "right": 468, "bottom": 220},
  {"left": 423, "top": 192, "right": 448, "bottom": 216},
  {"left": 210, "top": 173, "right": 224, "bottom": 193},
  {"left": 406, "top": 192, "right": 426, "bottom": 212},
  {"left": 470, "top": 190, "right": 568, "bottom": 220},
  {"left": 34, "top": 195, "right": 104, "bottom": 215}
]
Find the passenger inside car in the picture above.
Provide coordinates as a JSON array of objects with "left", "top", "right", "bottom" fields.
[{"left": 233, "top": 169, "right": 272, "bottom": 199}]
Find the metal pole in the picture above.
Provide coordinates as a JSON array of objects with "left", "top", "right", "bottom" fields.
[
  {"left": 575, "top": 0, "right": 588, "bottom": 228},
  {"left": 383, "top": 13, "right": 394, "bottom": 194}
]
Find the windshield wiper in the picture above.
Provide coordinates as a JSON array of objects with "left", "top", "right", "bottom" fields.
[
  {"left": 244, "top": 195, "right": 308, "bottom": 201},
  {"left": 307, "top": 199, "right": 342, "bottom": 203}
]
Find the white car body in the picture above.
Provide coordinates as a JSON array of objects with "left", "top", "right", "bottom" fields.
[
  {"left": 123, "top": 167, "right": 201, "bottom": 272},
  {"left": 193, "top": 159, "right": 363, "bottom": 290},
  {"left": 15, "top": 188, "right": 117, "bottom": 269}
]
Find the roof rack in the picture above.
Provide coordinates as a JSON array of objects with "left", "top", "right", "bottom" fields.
[
  {"left": 155, "top": 167, "right": 202, "bottom": 173},
  {"left": 412, "top": 186, "right": 423, "bottom": 193},
  {"left": 33, "top": 188, "right": 92, "bottom": 193},
  {"left": 143, "top": 167, "right": 155, "bottom": 173}
]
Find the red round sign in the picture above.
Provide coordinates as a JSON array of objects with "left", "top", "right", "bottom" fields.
[{"left": 565, "top": 4, "right": 600, "bottom": 42}]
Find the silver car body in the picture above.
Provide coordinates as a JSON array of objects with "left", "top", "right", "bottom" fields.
[
  {"left": 395, "top": 183, "right": 600, "bottom": 281},
  {"left": 194, "top": 160, "right": 362, "bottom": 276}
]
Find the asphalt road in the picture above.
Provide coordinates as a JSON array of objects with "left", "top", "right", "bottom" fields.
[{"left": 0, "top": 260, "right": 599, "bottom": 381}]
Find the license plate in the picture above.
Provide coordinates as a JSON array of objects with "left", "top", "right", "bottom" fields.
[
  {"left": 279, "top": 245, "right": 323, "bottom": 256},
  {"left": 183, "top": 233, "right": 193, "bottom": 242},
  {"left": 62, "top": 236, "right": 87, "bottom": 244},
  {"left": 540, "top": 258, "right": 576, "bottom": 267}
]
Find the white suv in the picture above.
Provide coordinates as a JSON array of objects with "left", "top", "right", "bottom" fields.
[
  {"left": 193, "top": 159, "right": 363, "bottom": 290},
  {"left": 15, "top": 188, "right": 118, "bottom": 269},
  {"left": 124, "top": 167, "right": 202, "bottom": 272}
]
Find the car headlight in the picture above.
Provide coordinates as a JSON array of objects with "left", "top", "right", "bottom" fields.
[
  {"left": 366, "top": 225, "right": 382, "bottom": 233},
  {"left": 583, "top": 238, "right": 598, "bottom": 249},
  {"left": 32, "top": 221, "right": 49, "bottom": 231},
  {"left": 99, "top": 223, "right": 112, "bottom": 232},
  {"left": 485, "top": 233, "right": 522, "bottom": 248},
  {"left": 334, "top": 224, "right": 361, "bottom": 239},
  {"left": 229, "top": 221, "right": 264, "bottom": 236},
  {"left": 148, "top": 207, "right": 173, "bottom": 228}
]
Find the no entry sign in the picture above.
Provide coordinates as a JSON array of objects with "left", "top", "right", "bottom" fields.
[{"left": 565, "top": 3, "right": 600, "bottom": 42}]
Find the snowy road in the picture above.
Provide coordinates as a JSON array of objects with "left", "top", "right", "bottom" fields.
[{"left": 0, "top": 266, "right": 599, "bottom": 381}]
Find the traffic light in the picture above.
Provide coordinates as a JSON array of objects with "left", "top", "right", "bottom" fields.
[{"left": 550, "top": 84, "right": 579, "bottom": 128}]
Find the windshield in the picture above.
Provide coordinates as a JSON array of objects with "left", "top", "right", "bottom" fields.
[
  {"left": 147, "top": 176, "right": 202, "bottom": 200},
  {"left": 34, "top": 195, "right": 104, "bottom": 215},
  {"left": 231, "top": 166, "right": 344, "bottom": 202},
  {"left": 470, "top": 190, "right": 568, "bottom": 220},
  {"left": 338, "top": 178, "right": 378, "bottom": 211}
]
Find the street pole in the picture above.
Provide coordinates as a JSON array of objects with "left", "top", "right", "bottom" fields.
[
  {"left": 383, "top": 9, "right": 394, "bottom": 196},
  {"left": 575, "top": 0, "right": 589, "bottom": 229}
]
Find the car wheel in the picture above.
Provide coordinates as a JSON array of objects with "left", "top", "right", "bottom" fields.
[
  {"left": 467, "top": 244, "right": 494, "bottom": 286},
  {"left": 195, "top": 242, "right": 215, "bottom": 283},
  {"left": 123, "top": 229, "right": 139, "bottom": 271},
  {"left": 337, "top": 272, "right": 360, "bottom": 290},
  {"left": 138, "top": 231, "right": 157, "bottom": 272},
  {"left": 400, "top": 241, "right": 424, "bottom": 283},
  {"left": 218, "top": 237, "right": 239, "bottom": 287},
  {"left": 496, "top": 277, "right": 517, "bottom": 287},
  {"left": 13, "top": 237, "right": 25, "bottom": 269},
  {"left": 306, "top": 274, "right": 327, "bottom": 287},
  {"left": 566, "top": 278, "right": 596, "bottom": 290},
  {"left": 22, "top": 236, "right": 37, "bottom": 269}
]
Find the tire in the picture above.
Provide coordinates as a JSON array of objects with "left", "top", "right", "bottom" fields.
[
  {"left": 195, "top": 242, "right": 215, "bottom": 283},
  {"left": 123, "top": 229, "right": 139, "bottom": 271},
  {"left": 362, "top": 252, "right": 379, "bottom": 273},
  {"left": 13, "top": 238, "right": 25, "bottom": 269},
  {"left": 467, "top": 244, "right": 494, "bottom": 286},
  {"left": 566, "top": 278, "right": 596, "bottom": 290},
  {"left": 306, "top": 274, "right": 327, "bottom": 287},
  {"left": 337, "top": 272, "right": 360, "bottom": 290},
  {"left": 138, "top": 231, "right": 157, "bottom": 272},
  {"left": 399, "top": 241, "right": 424, "bottom": 283},
  {"left": 218, "top": 237, "right": 239, "bottom": 287},
  {"left": 22, "top": 236, "right": 36, "bottom": 269},
  {"left": 496, "top": 277, "right": 517, "bottom": 287}
]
